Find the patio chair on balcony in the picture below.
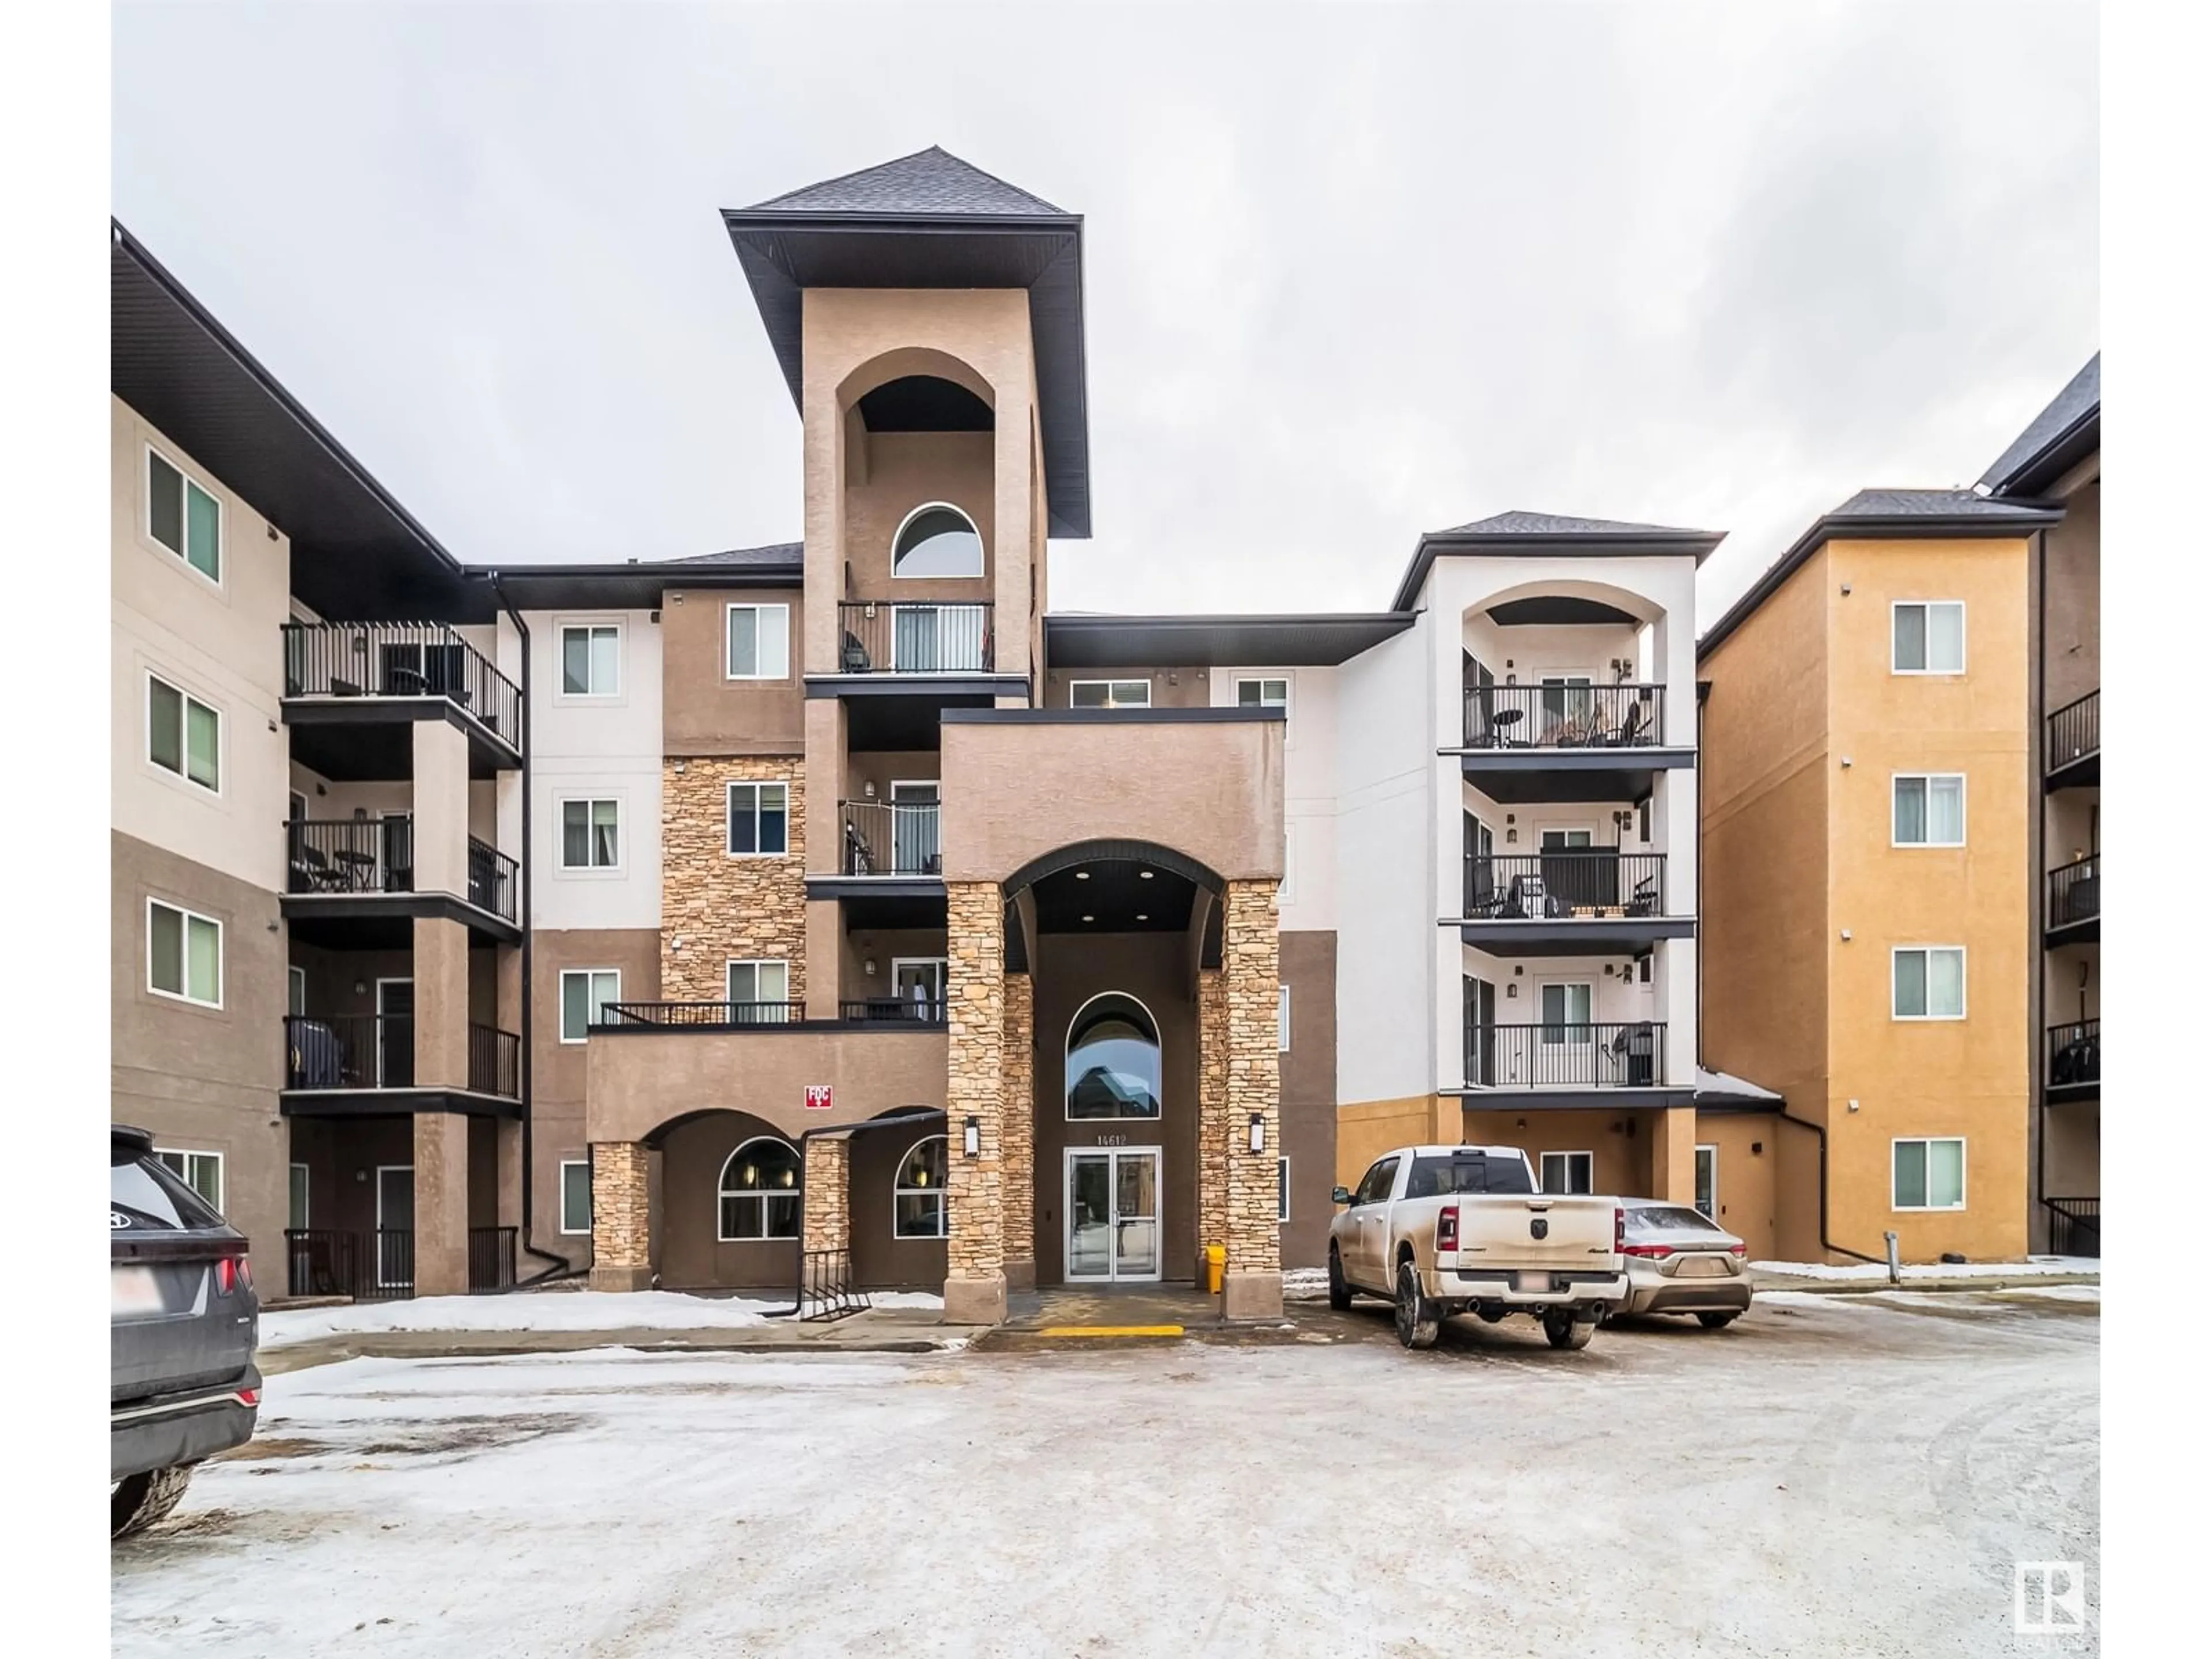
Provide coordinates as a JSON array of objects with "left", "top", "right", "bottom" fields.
[
  {"left": 1624, "top": 874, "right": 1660, "bottom": 917},
  {"left": 842, "top": 631, "right": 873, "bottom": 674},
  {"left": 844, "top": 820, "right": 876, "bottom": 876},
  {"left": 1601, "top": 699, "right": 1647, "bottom": 748},
  {"left": 291, "top": 843, "right": 350, "bottom": 893}
]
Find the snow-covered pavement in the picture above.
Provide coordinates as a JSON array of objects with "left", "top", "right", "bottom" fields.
[
  {"left": 112, "top": 1291, "right": 2098, "bottom": 1657},
  {"left": 259, "top": 1289, "right": 946, "bottom": 1347}
]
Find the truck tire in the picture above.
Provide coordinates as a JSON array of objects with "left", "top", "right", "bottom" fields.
[
  {"left": 1543, "top": 1312, "right": 1594, "bottom": 1352},
  {"left": 1395, "top": 1260, "right": 1440, "bottom": 1350},
  {"left": 112, "top": 1464, "right": 194, "bottom": 1540},
  {"left": 1327, "top": 1245, "right": 1353, "bottom": 1310},
  {"left": 1696, "top": 1311, "right": 1740, "bottom": 1330}
]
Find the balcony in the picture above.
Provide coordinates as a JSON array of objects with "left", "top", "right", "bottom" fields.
[
  {"left": 283, "top": 819, "right": 521, "bottom": 943},
  {"left": 2046, "top": 854, "right": 2100, "bottom": 947},
  {"left": 2041, "top": 1198, "right": 2100, "bottom": 1259},
  {"left": 2046, "top": 689, "right": 2099, "bottom": 791},
  {"left": 839, "top": 997, "right": 948, "bottom": 1027},
  {"left": 1456, "top": 850, "right": 1692, "bottom": 955},
  {"left": 600, "top": 1000, "right": 804, "bottom": 1028},
  {"left": 2046, "top": 1018, "right": 2099, "bottom": 1103},
  {"left": 1457, "top": 682, "right": 1692, "bottom": 803},
  {"left": 839, "top": 799, "right": 941, "bottom": 876},
  {"left": 819, "top": 602, "right": 1021, "bottom": 748},
  {"left": 282, "top": 620, "right": 522, "bottom": 776},
  {"left": 283, "top": 1226, "right": 515, "bottom": 1300},
  {"left": 1461, "top": 1021, "right": 1684, "bottom": 1104},
  {"left": 834, "top": 601, "right": 993, "bottom": 675},
  {"left": 282, "top": 1015, "right": 521, "bottom": 1111}
]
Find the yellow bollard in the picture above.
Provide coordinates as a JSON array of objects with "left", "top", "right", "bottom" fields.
[{"left": 1205, "top": 1244, "right": 1225, "bottom": 1296}]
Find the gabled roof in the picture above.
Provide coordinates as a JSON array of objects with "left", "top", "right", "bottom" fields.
[
  {"left": 1389, "top": 509, "right": 1725, "bottom": 612},
  {"left": 664, "top": 540, "right": 804, "bottom": 568},
  {"left": 471, "top": 540, "right": 804, "bottom": 612},
  {"left": 1699, "top": 488, "right": 2064, "bottom": 659},
  {"left": 722, "top": 147, "right": 1092, "bottom": 539},
  {"left": 1430, "top": 510, "right": 1718, "bottom": 541},
  {"left": 1044, "top": 611, "right": 1416, "bottom": 669},
  {"left": 1979, "top": 352, "right": 2100, "bottom": 497}
]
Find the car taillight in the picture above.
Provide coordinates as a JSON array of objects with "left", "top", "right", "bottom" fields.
[
  {"left": 1622, "top": 1243, "right": 1675, "bottom": 1259},
  {"left": 1615, "top": 1206, "right": 1625, "bottom": 1250},
  {"left": 1728, "top": 1243, "right": 1747, "bottom": 1257},
  {"left": 1437, "top": 1205, "right": 1459, "bottom": 1252},
  {"left": 236, "top": 1387, "right": 260, "bottom": 1407},
  {"left": 215, "top": 1255, "right": 249, "bottom": 1294}
]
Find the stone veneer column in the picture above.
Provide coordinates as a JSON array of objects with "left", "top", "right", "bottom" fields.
[
  {"left": 1001, "top": 972, "right": 1036, "bottom": 1292},
  {"left": 589, "top": 1141, "right": 652, "bottom": 1291},
  {"left": 942, "top": 881, "right": 1007, "bottom": 1324},
  {"left": 660, "top": 756, "right": 808, "bottom": 1003},
  {"left": 1221, "top": 879, "right": 1284, "bottom": 1320},
  {"left": 1195, "top": 966, "right": 1229, "bottom": 1281},
  {"left": 802, "top": 1137, "right": 851, "bottom": 1255}
]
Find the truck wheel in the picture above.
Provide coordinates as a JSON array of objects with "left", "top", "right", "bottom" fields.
[
  {"left": 1544, "top": 1312, "right": 1594, "bottom": 1352},
  {"left": 1327, "top": 1245, "right": 1353, "bottom": 1311},
  {"left": 1395, "top": 1260, "right": 1440, "bottom": 1350},
  {"left": 112, "top": 1464, "right": 194, "bottom": 1540},
  {"left": 1696, "top": 1312, "right": 1740, "bottom": 1330}
]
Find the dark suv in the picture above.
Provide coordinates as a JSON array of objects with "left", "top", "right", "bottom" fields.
[{"left": 111, "top": 1124, "right": 260, "bottom": 1538}]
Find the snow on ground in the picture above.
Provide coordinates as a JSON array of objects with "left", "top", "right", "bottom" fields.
[
  {"left": 260, "top": 1288, "right": 944, "bottom": 1346},
  {"left": 1281, "top": 1266, "right": 1330, "bottom": 1300},
  {"left": 1751, "top": 1255, "right": 2097, "bottom": 1280}
]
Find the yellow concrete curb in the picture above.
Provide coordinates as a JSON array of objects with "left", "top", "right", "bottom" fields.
[{"left": 1035, "top": 1324, "right": 1186, "bottom": 1338}]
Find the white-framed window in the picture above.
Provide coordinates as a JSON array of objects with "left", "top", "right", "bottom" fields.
[
  {"left": 1539, "top": 982, "right": 1594, "bottom": 1043},
  {"left": 559, "top": 798, "right": 621, "bottom": 869},
  {"left": 1540, "top": 1150, "right": 1595, "bottom": 1195},
  {"left": 156, "top": 1148, "right": 224, "bottom": 1213},
  {"left": 1694, "top": 1145, "right": 1718, "bottom": 1221},
  {"left": 146, "top": 672, "right": 221, "bottom": 793},
  {"left": 718, "top": 1137, "right": 800, "bottom": 1240},
  {"left": 147, "top": 899, "right": 222, "bottom": 1007},
  {"left": 1892, "top": 1137, "right": 1966, "bottom": 1211},
  {"left": 559, "top": 623, "right": 621, "bottom": 697},
  {"left": 1070, "top": 679, "right": 1151, "bottom": 710},
  {"left": 1281, "top": 822, "right": 1296, "bottom": 904},
  {"left": 146, "top": 444, "right": 222, "bottom": 582},
  {"left": 1067, "top": 992, "right": 1164, "bottom": 1120},
  {"left": 559, "top": 1160, "right": 592, "bottom": 1234},
  {"left": 894, "top": 1135, "right": 950, "bottom": 1238},
  {"left": 1892, "top": 601, "right": 1965, "bottom": 675},
  {"left": 726, "top": 959, "right": 791, "bottom": 1016},
  {"left": 287, "top": 966, "right": 306, "bottom": 1017},
  {"left": 726, "top": 603, "right": 791, "bottom": 680},
  {"left": 559, "top": 969, "right": 621, "bottom": 1042},
  {"left": 1277, "top": 1156, "right": 1291, "bottom": 1224},
  {"left": 1235, "top": 676, "right": 1290, "bottom": 733},
  {"left": 1278, "top": 984, "right": 1291, "bottom": 1052},
  {"left": 1892, "top": 946, "right": 1966, "bottom": 1020},
  {"left": 891, "top": 502, "right": 985, "bottom": 578},
  {"left": 1892, "top": 774, "right": 1966, "bottom": 846},
  {"left": 727, "top": 781, "right": 790, "bottom": 855},
  {"left": 289, "top": 1162, "right": 309, "bottom": 1230}
]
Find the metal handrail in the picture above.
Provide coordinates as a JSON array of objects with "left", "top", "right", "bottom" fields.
[
  {"left": 282, "top": 620, "right": 521, "bottom": 743},
  {"left": 2047, "top": 1018, "right": 2100, "bottom": 1087},
  {"left": 1463, "top": 1021, "right": 1665, "bottom": 1089},
  {"left": 597, "top": 1000, "right": 804, "bottom": 1028},
  {"left": 1464, "top": 851, "right": 1668, "bottom": 919},
  {"left": 797, "top": 1248, "right": 872, "bottom": 1321},
  {"left": 840, "top": 798, "right": 942, "bottom": 876},
  {"left": 287, "top": 816, "right": 414, "bottom": 895},
  {"left": 2042, "top": 1196, "right": 2100, "bottom": 1258},
  {"left": 1463, "top": 681, "right": 1666, "bottom": 750},
  {"left": 468, "top": 1226, "right": 518, "bottom": 1293},
  {"left": 839, "top": 997, "right": 948, "bottom": 1025},
  {"left": 2047, "top": 854, "right": 2100, "bottom": 926},
  {"left": 2046, "top": 688, "right": 2099, "bottom": 771},
  {"left": 468, "top": 1025, "right": 522, "bottom": 1097},
  {"left": 285, "top": 1013, "right": 415, "bottom": 1090},
  {"left": 835, "top": 601, "right": 992, "bottom": 673}
]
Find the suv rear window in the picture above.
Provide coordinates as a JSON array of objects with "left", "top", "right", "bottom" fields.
[
  {"left": 1406, "top": 1154, "right": 1535, "bottom": 1198},
  {"left": 1626, "top": 1205, "right": 1724, "bottom": 1234},
  {"left": 112, "top": 1145, "right": 224, "bottom": 1232}
]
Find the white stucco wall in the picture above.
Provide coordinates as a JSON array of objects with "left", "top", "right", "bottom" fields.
[
  {"left": 526, "top": 608, "right": 664, "bottom": 930},
  {"left": 1207, "top": 665, "right": 1336, "bottom": 931}
]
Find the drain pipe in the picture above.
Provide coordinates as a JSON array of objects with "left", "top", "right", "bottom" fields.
[
  {"left": 1777, "top": 1107, "right": 1884, "bottom": 1265},
  {"left": 765, "top": 1107, "right": 947, "bottom": 1319},
  {"left": 487, "top": 572, "right": 571, "bottom": 1286}
]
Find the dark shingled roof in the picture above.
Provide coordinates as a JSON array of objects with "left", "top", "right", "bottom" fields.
[
  {"left": 1827, "top": 488, "right": 2060, "bottom": 522},
  {"left": 663, "top": 541, "right": 804, "bottom": 567},
  {"left": 1389, "top": 510, "right": 1724, "bottom": 611},
  {"left": 1979, "top": 353, "right": 2100, "bottom": 496},
  {"left": 1430, "top": 510, "right": 1717, "bottom": 541},
  {"left": 742, "top": 146, "right": 1066, "bottom": 218}
]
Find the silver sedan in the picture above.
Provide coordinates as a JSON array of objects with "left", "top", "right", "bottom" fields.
[{"left": 1611, "top": 1198, "right": 1753, "bottom": 1327}]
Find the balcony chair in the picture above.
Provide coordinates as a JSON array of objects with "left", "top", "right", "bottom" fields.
[
  {"left": 844, "top": 820, "right": 876, "bottom": 876},
  {"left": 842, "top": 631, "right": 873, "bottom": 674},
  {"left": 1624, "top": 875, "right": 1660, "bottom": 917},
  {"left": 1601, "top": 699, "right": 1647, "bottom": 747}
]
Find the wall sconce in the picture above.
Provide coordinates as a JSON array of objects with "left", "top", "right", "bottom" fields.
[
  {"left": 1847, "top": 1099, "right": 1861, "bottom": 1113},
  {"left": 1505, "top": 828, "right": 1518, "bottom": 844},
  {"left": 1751, "top": 1142, "right": 1764, "bottom": 1156},
  {"left": 1515, "top": 1118, "right": 1527, "bottom": 1130},
  {"left": 352, "top": 980, "right": 368, "bottom": 997},
  {"left": 673, "top": 760, "right": 687, "bottom": 775},
  {"left": 1839, "top": 757, "right": 1853, "bottom": 769},
  {"left": 1248, "top": 1114, "right": 1266, "bottom": 1155},
  {"left": 1506, "top": 982, "right": 1518, "bottom": 998},
  {"left": 1840, "top": 582, "right": 1853, "bottom": 596},
  {"left": 863, "top": 781, "right": 876, "bottom": 798},
  {"left": 963, "top": 1116, "right": 980, "bottom": 1158},
  {"left": 863, "top": 959, "right": 878, "bottom": 976}
]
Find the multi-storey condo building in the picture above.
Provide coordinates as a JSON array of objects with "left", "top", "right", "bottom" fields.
[{"left": 111, "top": 148, "right": 1770, "bottom": 1323}]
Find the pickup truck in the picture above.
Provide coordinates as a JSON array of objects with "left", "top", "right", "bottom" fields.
[{"left": 1327, "top": 1145, "right": 1628, "bottom": 1351}]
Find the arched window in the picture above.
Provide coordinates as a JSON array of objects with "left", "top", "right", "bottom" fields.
[
  {"left": 893, "top": 1135, "right": 949, "bottom": 1238},
  {"left": 892, "top": 503, "right": 984, "bottom": 578},
  {"left": 1066, "top": 993, "right": 1163, "bottom": 1120},
  {"left": 717, "top": 1137, "right": 800, "bottom": 1241}
]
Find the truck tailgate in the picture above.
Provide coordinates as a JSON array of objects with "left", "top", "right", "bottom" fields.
[{"left": 1453, "top": 1196, "right": 1616, "bottom": 1269}]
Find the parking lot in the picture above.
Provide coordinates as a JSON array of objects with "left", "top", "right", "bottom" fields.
[{"left": 112, "top": 1290, "right": 2098, "bottom": 1657}]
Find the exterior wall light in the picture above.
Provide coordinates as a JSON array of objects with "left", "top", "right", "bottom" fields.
[
  {"left": 1248, "top": 1114, "right": 1265, "bottom": 1155},
  {"left": 963, "top": 1116, "right": 980, "bottom": 1158}
]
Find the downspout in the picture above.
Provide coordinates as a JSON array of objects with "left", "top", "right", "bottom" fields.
[
  {"left": 1777, "top": 1107, "right": 1884, "bottom": 1264},
  {"left": 487, "top": 572, "right": 571, "bottom": 1285},
  {"left": 2032, "top": 527, "right": 2050, "bottom": 1249},
  {"left": 765, "top": 1107, "right": 948, "bottom": 1319}
]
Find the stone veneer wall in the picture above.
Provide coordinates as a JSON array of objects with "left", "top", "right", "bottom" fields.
[
  {"left": 1002, "top": 971, "right": 1036, "bottom": 1281},
  {"left": 590, "top": 1141, "right": 651, "bottom": 1289},
  {"left": 1196, "top": 965, "right": 1229, "bottom": 1267},
  {"left": 661, "top": 756, "right": 807, "bottom": 1002},
  {"left": 943, "top": 881, "right": 1006, "bottom": 1303},
  {"left": 1222, "top": 880, "right": 1283, "bottom": 1276},
  {"left": 802, "top": 1137, "right": 851, "bottom": 1253}
]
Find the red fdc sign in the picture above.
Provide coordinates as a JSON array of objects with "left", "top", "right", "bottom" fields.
[{"left": 804, "top": 1085, "right": 834, "bottom": 1112}]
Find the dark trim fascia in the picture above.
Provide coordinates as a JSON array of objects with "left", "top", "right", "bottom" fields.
[
  {"left": 1042, "top": 611, "right": 1417, "bottom": 668},
  {"left": 280, "top": 695, "right": 524, "bottom": 770},
  {"left": 1452, "top": 746, "right": 1698, "bottom": 771},
  {"left": 1991, "top": 414, "right": 2100, "bottom": 498},
  {"left": 587, "top": 1020, "right": 951, "bottom": 1037},
  {"left": 1446, "top": 1088, "right": 1696, "bottom": 1110},
  {"left": 804, "top": 674, "right": 1027, "bottom": 700},
  {"left": 2043, "top": 918, "right": 2100, "bottom": 950},
  {"left": 279, "top": 890, "right": 524, "bottom": 944},
  {"left": 941, "top": 706, "right": 1285, "bottom": 725},
  {"left": 1391, "top": 533, "right": 1718, "bottom": 612},
  {"left": 279, "top": 1088, "right": 522, "bottom": 1119},
  {"left": 1451, "top": 917, "right": 1698, "bottom": 951},
  {"left": 1691, "top": 1099, "right": 1786, "bottom": 1115},
  {"left": 2045, "top": 1081, "right": 2100, "bottom": 1107},
  {"left": 805, "top": 876, "right": 948, "bottom": 902}
]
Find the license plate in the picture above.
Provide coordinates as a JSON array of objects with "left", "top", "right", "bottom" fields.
[
  {"left": 1515, "top": 1271, "right": 1554, "bottom": 1293},
  {"left": 111, "top": 1265, "right": 164, "bottom": 1317},
  {"left": 1677, "top": 1257, "right": 1726, "bottom": 1278}
]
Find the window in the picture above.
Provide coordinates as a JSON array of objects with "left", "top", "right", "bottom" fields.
[
  {"left": 559, "top": 969, "right": 620, "bottom": 1042},
  {"left": 1892, "top": 601, "right": 1965, "bottom": 674},
  {"left": 1352, "top": 1156, "right": 1399, "bottom": 1206},
  {"left": 147, "top": 899, "right": 222, "bottom": 1007},
  {"left": 1539, "top": 982, "right": 1593, "bottom": 1043},
  {"left": 289, "top": 1162, "right": 309, "bottom": 1230},
  {"left": 1892, "top": 1137, "right": 1966, "bottom": 1211},
  {"left": 559, "top": 1161, "right": 592, "bottom": 1234},
  {"left": 1070, "top": 679, "right": 1151, "bottom": 710},
  {"left": 1278, "top": 984, "right": 1291, "bottom": 1052},
  {"left": 1893, "top": 947, "right": 1966, "bottom": 1020},
  {"left": 1066, "top": 993, "right": 1162, "bottom": 1119},
  {"left": 726, "top": 603, "right": 791, "bottom": 680},
  {"left": 1277, "top": 1156, "right": 1290, "bottom": 1223},
  {"left": 718, "top": 1138, "right": 800, "bottom": 1240},
  {"left": 560, "top": 624, "right": 620, "bottom": 696},
  {"left": 1694, "top": 1145, "right": 1718, "bottom": 1221},
  {"left": 726, "top": 959, "right": 791, "bottom": 1016},
  {"left": 1893, "top": 774, "right": 1966, "bottom": 846},
  {"left": 155, "top": 1149, "right": 224, "bottom": 1213},
  {"left": 892, "top": 502, "right": 984, "bottom": 578},
  {"left": 146, "top": 446, "right": 221, "bottom": 581},
  {"left": 560, "top": 798, "right": 620, "bottom": 869},
  {"left": 894, "top": 1137, "right": 949, "bottom": 1238},
  {"left": 1539, "top": 1150, "right": 1595, "bottom": 1196},
  {"left": 146, "top": 674, "right": 220, "bottom": 792},
  {"left": 727, "top": 781, "right": 790, "bottom": 855},
  {"left": 287, "top": 965, "right": 306, "bottom": 1017},
  {"left": 1236, "top": 676, "right": 1289, "bottom": 722}
]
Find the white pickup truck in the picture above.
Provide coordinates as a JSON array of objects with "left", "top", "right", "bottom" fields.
[{"left": 1327, "top": 1145, "right": 1628, "bottom": 1350}]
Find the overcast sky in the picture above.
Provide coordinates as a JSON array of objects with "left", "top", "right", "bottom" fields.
[{"left": 113, "top": 2, "right": 2097, "bottom": 624}]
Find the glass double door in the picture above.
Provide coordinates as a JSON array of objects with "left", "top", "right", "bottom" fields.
[{"left": 1065, "top": 1149, "right": 1161, "bottom": 1282}]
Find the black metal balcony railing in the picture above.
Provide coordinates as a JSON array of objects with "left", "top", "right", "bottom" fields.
[
  {"left": 2047, "top": 1018, "right": 2100, "bottom": 1089},
  {"left": 1464, "top": 851, "right": 1667, "bottom": 919},
  {"left": 839, "top": 997, "right": 949, "bottom": 1025},
  {"left": 1464, "top": 682, "right": 1666, "bottom": 750},
  {"left": 2048, "top": 854, "right": 2100, "bottom": 927},
  {"left": 286, "top": 1013, "right": 415, "bottom": 1090},
  {"left": 284, "top": 1227, "right": 511, "bottom": 1298},
  {"left": 2043, "top": 1197, "right": 2100, "bottom": 1259},
  {"left": 599, "top": 1000, "right": 804, "bottom": 1028},
  {"left": 1464, "top": 1021, "right": 1665, "bottom": 1090},
  {"left": 283, "top": 621, "right": 522, "bottom": 743},
  {"left": 2047, "top": 688, "right": 2099, "bottom": 774},
  {"left": 288, "top": 817, "right": 414, "bottom": 895},
  {"left": 468, "top": 1226, "right": 517, "bottom": 1293},
  {"left": 835, "top": 601, "right": 992, "bottom": 675},
  {"left": 468, "top": 1024, "right": 522, "bottom": 1098},
  {"left": 466, "top": 836, "right": 519, "bottom": 922},
  {"left": 840, "top": 799, "right": 942, "bottom": 876},
  {"left": 373, "top": 1228, "right": 414, "bottom": 1297},
  {"left": 283, "top": 1228, "right": 370, "bottom": 1298}
]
